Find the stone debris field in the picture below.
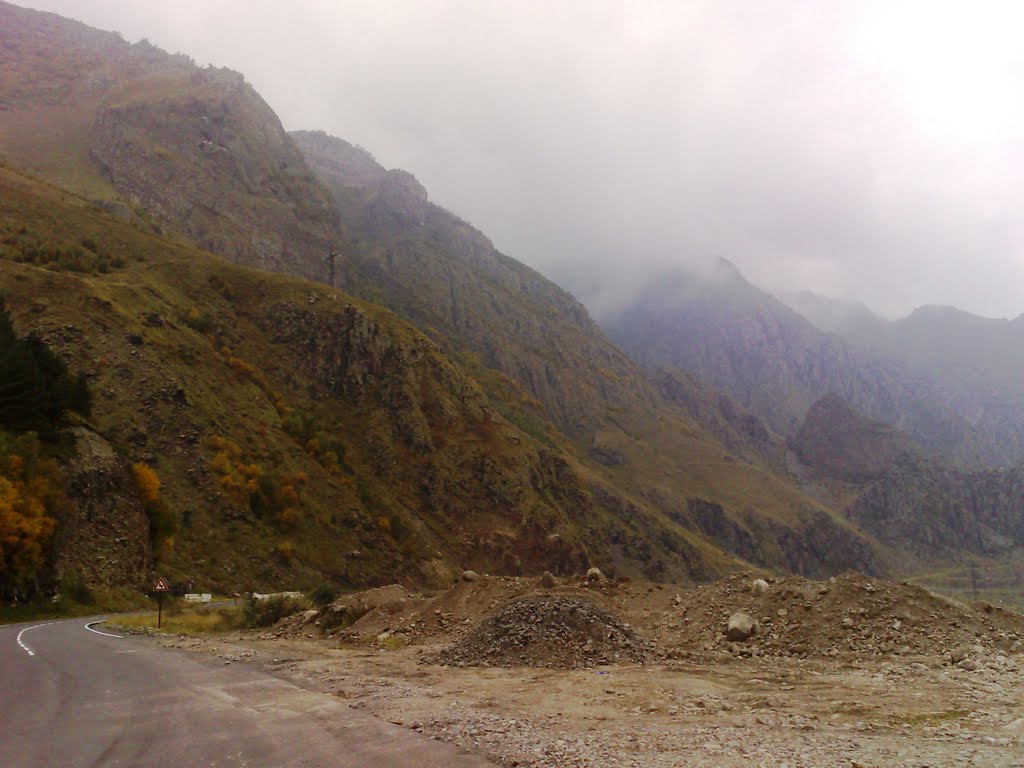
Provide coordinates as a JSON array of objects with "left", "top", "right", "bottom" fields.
[{"left": 135, "top": 571, "right": 1024, "bottom": 767}]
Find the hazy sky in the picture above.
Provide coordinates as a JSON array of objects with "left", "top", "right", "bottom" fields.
[{"left": 23, "top": 1, "right": 1024, "bottom": 318}]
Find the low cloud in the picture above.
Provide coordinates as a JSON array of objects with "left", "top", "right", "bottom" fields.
[{"left": 29, "top": 0, "right": 1024, "bottom": 318}]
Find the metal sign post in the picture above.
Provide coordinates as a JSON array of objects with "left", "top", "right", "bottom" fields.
[{"left": 153, "top": 577, "right": 169, "bottom": 629}]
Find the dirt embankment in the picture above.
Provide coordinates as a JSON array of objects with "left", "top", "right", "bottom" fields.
[{"left": 269, "top": 571, "right": 1024, "bottom": 668}]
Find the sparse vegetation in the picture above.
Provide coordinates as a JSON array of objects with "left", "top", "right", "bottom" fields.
[
  {"left": 308, "top": 583, "right": 338, "bottom": 607},
  {"left": 243, "top": 594, "right": 305, "bottom": 628}
]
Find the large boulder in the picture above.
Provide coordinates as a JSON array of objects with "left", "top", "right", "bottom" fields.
[{"left": 727, "top": 611, "right": 758, "bottom": 642}]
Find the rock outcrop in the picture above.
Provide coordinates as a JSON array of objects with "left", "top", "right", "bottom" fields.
[
  {"left": 53, "top": 428, "right": 150, "bottom": 588},
  {"left": 789, "top": 393, "right": 916, "bottom": 482}
]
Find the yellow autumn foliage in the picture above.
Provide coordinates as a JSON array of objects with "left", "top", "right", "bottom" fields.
[{"left": 0, "top": 447, "right": 60, "bottom": 591}]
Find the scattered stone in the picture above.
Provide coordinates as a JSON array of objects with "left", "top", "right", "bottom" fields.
[
  {"left": 586, "top": 567, "right": 604, "bottom": 582},
  {"left": 461, "top": 570, "right": 480, "bottom": 582},
  {"left": 751, "top": 578, "right": 770, "bottom": 595}
]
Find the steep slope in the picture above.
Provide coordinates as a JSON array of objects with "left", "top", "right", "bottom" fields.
[
  {"left": 789, "top": 394, "right": 916, "bottom": 482},
  {"left": 787, "top": 294, "right": 1024, "bottom": 470},
  {"left": 0, "top": 165, "right": 645, "bottom": 590},
  {"left": 652, "top": 367, "right": 778, "bottom": 459},
  {"left": 0, "top": 1, "right": 341, "bottom": 283},
  {"left": 291, "top": 129, "right": 636, "bottom": 439},
  {"left": 291, "top": 131, "right": 884, "bottom": 579},
  {"left": 0, "top": 5, "right": 886, "bottom": 584},
  {"left": 600, "top": 261, "right": 1007, "bottom": 467},
  {"left": 786, "top": 394, "right": 1024, "bottom": 571}
]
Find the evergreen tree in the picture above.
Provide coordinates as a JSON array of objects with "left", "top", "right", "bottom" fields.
[{"left": 0, "top": 297, "right": 91, "bottom": 439}]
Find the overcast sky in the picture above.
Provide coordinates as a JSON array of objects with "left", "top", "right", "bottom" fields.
[{"left": 23, "top": 0, "right": 1024, "bottom": 319}]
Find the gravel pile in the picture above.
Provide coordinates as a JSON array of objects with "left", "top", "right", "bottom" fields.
[
  {"left": 434, "top": 595, "right": 654, "bottom": 669},
  {"left": 664, "top": 571, "right": 1024, "bottom": 659}
]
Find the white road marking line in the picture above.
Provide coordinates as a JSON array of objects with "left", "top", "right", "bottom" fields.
[
  {"left": 84, "top": 619, "right": 122, "bottom": 639},
  {"left": 15, "top": 622, "right": 53, "bottom": 656}
]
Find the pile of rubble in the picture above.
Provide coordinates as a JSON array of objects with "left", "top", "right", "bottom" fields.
[
  {"left": 433, "top": 595, "right": 654, "bottom": 669},
  {"left": 661, "top": 571, "right": 1024, "bottom": 660}
]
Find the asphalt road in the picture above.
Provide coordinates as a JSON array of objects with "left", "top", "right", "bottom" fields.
[{"left": 0, "top": 617, "right": 496, "bottom": 767}]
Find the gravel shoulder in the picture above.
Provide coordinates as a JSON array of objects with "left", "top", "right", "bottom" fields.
[{"left": 120, "top": 573, "right": 1024, "bottom": 768}]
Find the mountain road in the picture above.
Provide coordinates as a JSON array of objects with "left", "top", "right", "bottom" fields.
[{"left": 0, "top": 617, "right": 495, "bottom": 767}]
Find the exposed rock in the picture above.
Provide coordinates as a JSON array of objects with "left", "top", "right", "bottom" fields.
[
  {"left": 461, "top": 570, "right": 481, "bottom": 582},
  {"left": 726, "top": 612, "right": 757, "bottom": 642},
  {"left": 751, "top": 578, "right": 770, "bottom": 595},
  {"left": 53, "top": 427, "right": 150, "bottom": 589},
  {"left": 789, "top": 394, "right": 916, "bottom": 482}
]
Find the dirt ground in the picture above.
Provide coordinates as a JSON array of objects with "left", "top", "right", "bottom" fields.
[{"left": 130, "top": 573, "right": 1024, "bottom": 767}]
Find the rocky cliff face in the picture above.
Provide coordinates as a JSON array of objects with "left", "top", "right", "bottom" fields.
[
  {"left": 789, "top": 394, "right": 916, "bottom": 482},
  {"left": 0, "top": 2, "right": 342, "bottom": 285},
  {"left": 291, "top": 129, "right": 628, "bottom": 437},
  {"left": 653, "top": 367, "right": 777, "bottom": 458},
  {"left": 846, "top": 462, "right": 1024, "bottom": 563},
  {"left": 601, "top": 262, "right": 1005, "bottom": 467},
  {"left": 53, "top": 427, "right": 150, "bottom": 588},
  {"left": 89, "top": 69, "right": 341, "bottom": 282}
]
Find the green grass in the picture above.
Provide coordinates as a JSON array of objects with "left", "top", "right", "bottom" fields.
[{"left": 111, "top": 604, "right": 245, "bottom": 635}]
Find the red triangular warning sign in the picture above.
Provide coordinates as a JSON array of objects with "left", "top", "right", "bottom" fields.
[{"left": 153, "top": 577, "right": 169, "bottom": 592}]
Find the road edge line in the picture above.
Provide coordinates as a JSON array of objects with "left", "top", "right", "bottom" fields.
[{"left": 84, "top": 619, "right": 122, "bottom": 639}]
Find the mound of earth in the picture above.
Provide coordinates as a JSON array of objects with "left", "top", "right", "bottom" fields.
[
  {"left": 434, "top": 595, "right": 654, "bottom": 669},
  {"left": 662, "top": 571, "right": 1024, "bottom": 659},
  {"left": 267, "top": 584, "right": 422, "bottom": 639}
]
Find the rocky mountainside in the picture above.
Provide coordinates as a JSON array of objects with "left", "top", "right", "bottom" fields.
[
  {"left": 787, "top": 393, "right": 1024, "bottom": 569},
  {"left": 5, "top": 2, "right": 1021, "bottom": 598},
  {"left": 787, "top": 294, "right": 1024, "bottom": 470},
  {"left": 600, "top": 260, "right": 1013, "bottom": 467},
  {"left": 652, "top": 367, "right": 778, "bottom": 460},
  {"left": 289, "top": 129, "right": 883, "bottom": 579},
  {"left": 0, "top": 166, "right": 621, "bottom": 591},
  {"left": 0, "top": 1, "right": 341, "bottom": 284},
  {"left": 788, "top": 393, "right": 916, "bottom": 482}
]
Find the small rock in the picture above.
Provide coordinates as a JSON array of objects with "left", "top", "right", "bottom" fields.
[
  {"left": 950, "top": 646, "right": 971, "bottom": 664},
  {"left": 540, "top": 571, "right": 556, "bottom": 588},
  {"left": 586, "top": 567, "right": 604, "bottom": 582},
  {"left": 461, "top": 570, "right": 480, "bottom": 582},
  {"left": 751, "top": 578, "right": 770, "bottom": 595}
]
